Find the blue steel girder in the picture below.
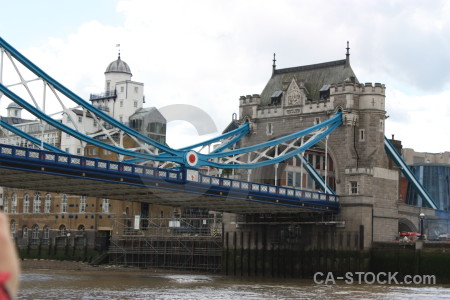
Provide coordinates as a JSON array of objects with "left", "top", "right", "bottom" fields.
[
  {"left": 0, "top": 37, "right": 177, "bottom": 155},
  {"left": 296, "top": 154, "right": 335, "bottom": 195},
  {"left": 384, "top": 137, "right": 438, "bottom": 210},
  {"left": 195, "top": 112, "right": 343, "bottom": 169},
  {"left": 0, "top": 143, "right": 340, "bottom": 214},
  {"left": 0, "top": 36, "right": 342, "bottom": 172}
]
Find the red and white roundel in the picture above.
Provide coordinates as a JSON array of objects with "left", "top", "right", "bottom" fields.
[{"left": 186, "top": 151, "right": 198, "bottom": 167}]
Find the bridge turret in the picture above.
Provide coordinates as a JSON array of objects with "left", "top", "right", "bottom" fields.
[{"left": 239, "top": 94, "right": 261, "bottom": 121}]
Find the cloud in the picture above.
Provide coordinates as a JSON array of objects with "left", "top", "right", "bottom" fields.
[
  {"left": 386, "top": 89, "right": 450, "bottom": 152},
  {"left": 2, "top": 0, "right": 448, "bottom": 153}
]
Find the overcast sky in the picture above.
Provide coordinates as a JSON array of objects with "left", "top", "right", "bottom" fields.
[{"left": 0, "top": 0, "right": 449, "bottom": 153}]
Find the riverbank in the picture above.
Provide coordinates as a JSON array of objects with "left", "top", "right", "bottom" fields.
[{"left": 20, "top": 258, "right": 200, "bottom": 274}]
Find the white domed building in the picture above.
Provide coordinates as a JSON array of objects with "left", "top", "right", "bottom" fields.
[{"left": 90, "top": 54, "right": 144, "bottom": 124}]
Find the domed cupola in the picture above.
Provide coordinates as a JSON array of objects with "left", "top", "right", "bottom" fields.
[
  {"left": 6, "top": 102, "right": 23, "bottom": 118},
  {"left": 105, "top": 55, "right": 132, "bottom": 76}
]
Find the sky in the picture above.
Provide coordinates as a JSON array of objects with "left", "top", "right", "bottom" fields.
[{"left": 0, "top": 0, "right": 449, "bottom": 153}]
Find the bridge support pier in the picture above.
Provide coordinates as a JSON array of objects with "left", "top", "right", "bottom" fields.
[{"left": 222, "top": 213, "right": 369, "bottom": 277}]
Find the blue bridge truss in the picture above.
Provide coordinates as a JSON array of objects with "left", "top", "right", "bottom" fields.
[
  {"left": 0, "top": 36, "right": 440, "bottom": 213},
  {"left": 0, "top": 143, "right": 340, "bottom": 214}
]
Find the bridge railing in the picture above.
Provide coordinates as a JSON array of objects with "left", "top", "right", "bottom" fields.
[
  {"left": 0, "top": 143, "right": 339, "bottom": 204},
  {"left": 198, "top": 173, "right": 339, "bottom": 203}
]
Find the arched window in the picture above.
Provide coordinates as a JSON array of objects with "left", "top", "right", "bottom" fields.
[
  {"left": 22, "top": 226, "right": 28, "bottom": 238},
  {"left": 11, "top": 193, "right": 17, "bottom": 214},
  {"left": 31, "top": 224, "right": 39, "bottom": 240},
  {"left": 43, "top": 226, "right": 50, "bottom": 240},
  {"left": 79, "top": 195, "right": 86, "bottom": 213},
  {"left": 3, "top": 195, "right": 8, "bottom": 213},
  {"left": 33, "top": 192, "right": 41, "bottom": 213},
  {"left": 23, "top": 194, "right": 29, "bottom": 213},
  {"left": 59, "top": 225, "right": 67, "bottom": 237},
  {"left": 78, "top": 224, "right": 85, "bottom": 231},
  {"left": 10, "top": 220, "right": 16, "bottom": 238},
  {"left": 44, "top": 194, "right": 51, "bottom": 213},
  {"left": 61, "top": 194, "right": 68, "bottom": 213}
]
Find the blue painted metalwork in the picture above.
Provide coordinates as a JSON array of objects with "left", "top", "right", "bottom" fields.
[
  {"left": 0, "top": 37, "right": 178, "bottom": 155},
  {"left": 124, "top": 121, "right": 250, "bottom": 163},
  {"left": 0, "top": 119, "right": 66, "bottom": 153},
  {"left": 198, "top": 115, "right": 342, "bottom": 169},
  {"left": 0, "top": 83, "right": 184, "bottom": 162},
  {"left": 296, "top": 154, "right": 335, "bottom": 195},
  {"left": 0, "top": 143, "right": 340, "bottom": 212},
  {"left": 384, "top": 136, "right": 438, "bottom": 209},
  {"left": 0, "top": 35, "right": 342, "bottom": 198},
  {"left": 205, "top": 112, "right": 341, "bottom": 159},
  {"left": 179, "top": 121, "right": 250, "bottom": 152}
]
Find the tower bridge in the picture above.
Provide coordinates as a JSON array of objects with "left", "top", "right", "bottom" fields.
[{"left": 0, "top": 37, "right": 448, "bottom": 273}]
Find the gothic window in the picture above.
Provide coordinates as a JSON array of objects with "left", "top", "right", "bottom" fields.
[
  {"left": 266, "top": 123, "right": 273, "bottom": 135},
  {"left": 314, "top": 117, "right": 321, "bottom": 125},
  {"left": 43, "top": 226, "right": 49, "bottom": 240},
  {"left": 23, "top": 194, "right": 29, "bottom": 213},
  {"left": 3, "top": 195, "right": 8, "bottom": 213},
  {"left": 10, "top": 220, "right": 16, "bottom": 238},
  {"left": 33, "top": 192, "right": 41, "bottom": 213},
  {"left": 295, "top": 172, "right": 301, "bottom": 187},
  {"left": 59, "top": 225, "right": 67, "bottom": 237},
  {"left": 120, "top": 86, "right": 124, "bottom": 93},
  {"left": 78, "top": 116, "right": 82, "bottom": 123},
  {"left": 359, "top": 129, "right": 365, "bottom": 142},
  {"left": 120, "top": 101, "right": 123, "bottom": 107},
  {"left": 134, "top": 101, "right": 137, "bottom": 108},
  {"left": 287, "top": 171, "right": 293, "bottom": 186},
  {"left": 31, "top": 224, "right": 39, "bottom": 240},
  {"left": 79, "top": 195, "right": 87, "bottom": 213},
  {"left": 22, "top": 226, "right": 28, "bottom": 238},
  {"left": 350, "top": 181, "right": 358, "bottom": 194},
  {"left": 44, "top": 194, "right": 51, "bottom": 213},
  {"left": 11, "top": 193, "right": 17, "bottom": 214},
  {"left": 379, "top": 120, "right": 384, "bottom": 132},
  {"left": 61, "top": 194, "right": 68, "bottom": 213}
]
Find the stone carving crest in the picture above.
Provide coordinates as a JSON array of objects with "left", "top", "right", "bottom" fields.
[{"left": 286, "top": 78, "right": 302, "bottom": 106}]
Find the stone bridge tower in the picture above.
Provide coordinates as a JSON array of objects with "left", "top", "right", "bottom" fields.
[{"left": 231, "top": 45, "right": 399, "bottom": 249}]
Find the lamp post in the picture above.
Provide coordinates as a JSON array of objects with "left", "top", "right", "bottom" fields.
[{"left": 419, "top": 213, "right": 425, "bottom": 240}]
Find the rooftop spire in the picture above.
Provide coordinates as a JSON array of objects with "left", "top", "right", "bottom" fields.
[
  {"left": 345, "top": 41, "right": 350, "bottom": 67},
  {"left": 272, "top": 53, "right": 276, "bottom": 74},
  {"left": 116, "top": 43, "right": 121, "bottom": 59}
]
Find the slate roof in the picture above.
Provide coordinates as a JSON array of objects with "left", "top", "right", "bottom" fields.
[
  {"left": 0, "top": 116, "right": 32, "bottom": 125},
  {"left": 130, "top": 107, "right": 166, "bottom": 124},
  {"left": 260, "top": 58, "right": 358, "bottom": 105},
  {"left": 105, "top": 56, "right": 132, "bottom": 75}
]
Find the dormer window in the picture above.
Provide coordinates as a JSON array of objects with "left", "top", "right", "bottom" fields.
[
  {"left": 271, "top": 91, "right": 282, "bottom": 105},
  {"left": 319, "top": 85, "right": 330, "bottom": 100}
]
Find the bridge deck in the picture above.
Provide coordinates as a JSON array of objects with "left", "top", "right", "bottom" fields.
[{"left": 0, "top": 144, "right": 339, "bottom": 214}]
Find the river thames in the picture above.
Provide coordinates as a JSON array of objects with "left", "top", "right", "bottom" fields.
[{"left": 17, "top": 268, "right": 450, "bottom": 300}]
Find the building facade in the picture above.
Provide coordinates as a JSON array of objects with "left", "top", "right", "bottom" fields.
[
  {"left": 0, "top": 55, "right": 170, "bottom": 255},
  {"left": 225, "top": 45, "right": 400, "bottom": 249}
]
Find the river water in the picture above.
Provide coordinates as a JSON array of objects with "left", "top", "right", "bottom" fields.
[{"left": 18, "top": 269, "right": 450, "bottom": 300}]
